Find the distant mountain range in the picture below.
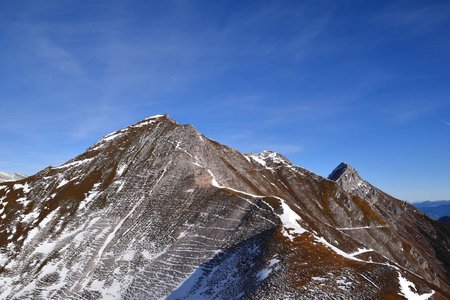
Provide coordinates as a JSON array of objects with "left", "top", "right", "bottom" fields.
[
  {"left": 413, "top": 200, "right": 450, "bottom": 219},
  {"left": 0, "top": 171, "right": 26, "bottom": 183},
  {"left": 0, "top": 115, "right": 449, "bottom": 299}
]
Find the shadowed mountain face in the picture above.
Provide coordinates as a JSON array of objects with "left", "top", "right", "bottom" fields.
[
  {"left": 439, "top": 217, "right": 450, "bottom": 227},
  {"left": 0, "top": 115, "right": 449, "bottom": 299}
]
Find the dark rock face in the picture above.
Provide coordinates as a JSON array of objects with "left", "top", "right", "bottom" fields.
[{"left": 0, "top": 115, "right": 448, "bottom": 299}]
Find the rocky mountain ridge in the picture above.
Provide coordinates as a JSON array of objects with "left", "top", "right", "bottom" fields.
[{"left": 0, "top": 115, "right": 448, "bottom": 299}]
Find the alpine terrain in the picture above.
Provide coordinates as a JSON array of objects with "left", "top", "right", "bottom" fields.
[
  {"left": 0, "top": 172, "right": 26, "bottom": 183},
  {"left": 0, "top": 115, "right": 449, "bottom": 299}
]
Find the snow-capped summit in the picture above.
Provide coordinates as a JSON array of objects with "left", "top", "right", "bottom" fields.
[
  {"left": 88, "top": 114, "right": 176, "bottom": 152},
  {"left": 258, "top": 150, "right": 292, "bottom": 165},
  {"left": 130, "top": 114, "right": 175, "bottom": 128},
  {"left": 0, "top": 171, "right": 26, "bottom": 183},
  {"left": 245, "top": 150, "right": 293, "bottom": 169},
  {"left": 0, "top": 115, "right": 448, "bottom": 299}
]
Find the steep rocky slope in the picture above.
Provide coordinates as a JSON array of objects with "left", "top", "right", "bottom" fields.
[{"left": 0, "top": 115, "right": 448, "bottom": 299}]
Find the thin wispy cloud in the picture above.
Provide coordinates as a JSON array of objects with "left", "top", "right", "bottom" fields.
[
  {"left": 374, "top": 1, "right": 450, "bottom": 35},
  {"left": 34, "top": 34, "right": 85, "bottom": 77},
  {"left": 438, "top": 119, "right": 450, "bottom": 126},
  {"left": 381, "top": 99, "right": 450, "bottom": 124}
]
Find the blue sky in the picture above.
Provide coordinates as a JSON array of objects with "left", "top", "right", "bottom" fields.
[{"left": 0, "top": 0, "right": 449, "bottom": 201}]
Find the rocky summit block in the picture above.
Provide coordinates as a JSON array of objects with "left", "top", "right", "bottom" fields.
[{"left": 0, "top": 114, "right": 449, "bottom": 299}]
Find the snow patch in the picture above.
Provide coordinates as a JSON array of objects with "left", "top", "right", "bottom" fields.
[
  {"left": 16, "top": 197, "right": 30, "bottom": 206},
  {"left": 116, "top": 180, "right": 125, "bottom": 192},
  {"left": 397, "top": 272, "right": 434, "bottom": 300},
  {"left": 143, "top": 114, "right": 165, "bottom": 120},
  {"left": 312, "top": 276, "right": 327, "bottom": 282},
  {"left": 54, "top": 158, "right": 93, "bottom": 170},
  {"left": 177, "top": 231, "right": 188, "bottom": 239},
  {"left": 349, "top": 248, "right": 373, "bottom": 257},
  {"left": 207, "top": 170, "right": 220, "bottom": 187},
  {"left": 57, "top": 179, "right": 70, "bottom": 188},
  {"left": 314, "top": 237, "right": 366, "bottom": 262},
  {"left": 34, "top": 241, "right": 57, "bottom": 255},
  {"left": 248, "top": 154, "right": 267, "bottom": 167},
  {"left": 22, "top": 210, "right": 40, "bottom": 224},
  {"left": 23, "top": 208, "right": 59, "bottom": 247},
  {"left": 74, "top": 167, "right": 169, "bottom": 291},
  {"left": 131, "top": 119, "right": 157, "bottom": 128},
  {"left": 103, "top": 131, "right": 124, "bottom": 142},
  {"left": 336, "top": 277, "right": 354, "bottom": 291},
  {"left": 90, "top": 130, "right": 125, "bottom": 150},
  {"left": 78, "top": 184, "right": 101, "bottom": 211},
  {"left": 121, "top": 250, "right": 135, "bottom": 261},
  {"left": 13, "top": 183, "right": 31, "bottom": 193},
  {"left": 117, "top": 164, "right": 127, "bottom": 176},
  {"left": 0, "top": 252, "right": 8, "bottom": 266},
  {"left": 142, "top": 250, "right": 153, "bottom": 260},
  {"left": 277, "top": 198, "right": 307, "bottom": 240}
]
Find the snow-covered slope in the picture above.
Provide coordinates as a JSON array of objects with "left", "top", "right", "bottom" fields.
[
  {"left": 0, "top": 115, "right": 448, "bottom": 299},
  {"left": 0, "top": 171, "right": 26, "bottom": 183}
]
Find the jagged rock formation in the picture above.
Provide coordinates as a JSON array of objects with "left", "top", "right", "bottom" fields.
[
  {"left": 0, "top": 171, "right": 26, "bottom": 183},
  {"left": 0, "top": 115, "right": 449, "bottom": 299}
]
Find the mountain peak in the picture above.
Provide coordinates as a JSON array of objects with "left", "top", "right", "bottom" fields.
[
  {"left": 142, "top": 114, "right": 167, "bottom": 120},
  {"left": 1, "top": 117, "right": 449, "bottom": 299},
  {"left": 1, "top": 118, "right": 449, "bottom": 299},
  {"left": 86, "top": 114, "right": 179, "bottom": 152},
  {"left": 138, "top": 113, "right": 175, "bottom": 123},
  {"left": 327, "top": 162, "right": 373, "bottom": 197},
  {"left": 259, "top": 150, "right": 291, "bottom": 163},
  {"left": 245, "top": 150, "right": 294, "bottom": 170},
  {"left": 130, "top": 114, "right": 176, "bottom": 128},
  {"left": 327, "top": 162, "right": 357, "bottom": 181}
]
